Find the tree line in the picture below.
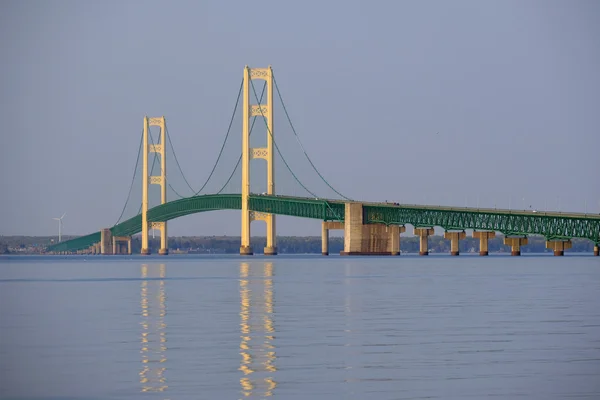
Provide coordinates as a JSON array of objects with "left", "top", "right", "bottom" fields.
[{"left": 0, "top": 234, "right": 596, "bottom": 255}]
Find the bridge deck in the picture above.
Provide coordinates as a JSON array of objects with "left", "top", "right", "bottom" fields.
[{"left": 47, "top": 194, "right": 600, "bottom": 252}]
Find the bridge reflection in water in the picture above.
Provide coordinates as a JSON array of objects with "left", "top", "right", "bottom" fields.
[
  {"left": 239, "top": 262, "right": 277, "bottom": 397},
  {"left": 140, "top": 264, "right": 168, "bottom": 394}
]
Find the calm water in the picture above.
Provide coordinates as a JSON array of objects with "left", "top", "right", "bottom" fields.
[{"left": 0, "top": 254, "right": 599, "bottom": 399}]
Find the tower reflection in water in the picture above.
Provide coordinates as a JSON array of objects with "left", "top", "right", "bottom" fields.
[
  {"left": 239, "top": 262, "right": 277, "bottom": 397},
  {"left": 140, "top": 264, "right": 168, "bottom": 394}
]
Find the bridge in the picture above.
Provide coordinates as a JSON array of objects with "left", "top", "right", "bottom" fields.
[{"left": 48, "top": 66, "right": 600, "bottom": 257}]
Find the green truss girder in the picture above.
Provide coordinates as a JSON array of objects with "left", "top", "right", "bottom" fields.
[
  {"left": 47, "top": 194, "right": 344, "bottom": 252},
  {"left": 363, "top": 205, "right": 600, "bottom": 242},
  {"left": 248, "top": 195, "right": 345, "bottom": 221},
  {"left": 48, "top": 231, "right": 102, "bottom": 253},
  {"left": 48, "top": 195, "right": 600, "bottom": 253}
]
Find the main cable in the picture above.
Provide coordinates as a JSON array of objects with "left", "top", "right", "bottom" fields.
[
  {"left": 216, "top": 82, "right": 266, "bottom": 194},
  {"left": 165, "top": 122, "right": 197, "bottom": 196},
  {"left": 188, "top": 79, "right": 244, "bottom": 196},
  {"left": 113, "top": 129, "right": 144, "bottom": 225},
  {"left": 249, "top": 79, "right": 318, "bottom": 198},
  {"left": 272, "top": 72, "right": 351, "bottom": 200}
]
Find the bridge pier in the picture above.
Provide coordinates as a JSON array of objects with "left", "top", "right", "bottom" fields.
[
  {"left": 112, "top": 236, "right": 132, "bottom": 255},
  {"left": 389, "top": 225, "right": 406, "bottom": 255},
  {"left": 322, "top": 222, "right": 328, "bottom": 256},
  {"left": 340, "top": 203, "right": 402, "bottom": 255},
  {"left": 100, "top": 229, "right": 112, "bottom": 255},
  {"left": 264, "top": 246, "right": 277, "bottom": 256},
  {"left": 240, "top": 245, "right": 253, "bottom": 256},
  {"left": 546, "top": 239, "right": 572, "bottom": 256},
  {"left": 444, "top": 231, "right": 466, "bottom": 256},
  {"left": 414, "top": 227, "right": 434, "bottom": 256},
  {"left": 473, "top": 230, "right": 495, "bottom": 256},
  {"left": 504, "top": 236, "right": 528, "bottom": 256},
  {"left": 321, "top": 221, "right": 344, "bottom": 255},
  {"left": 341, "top": 203, "right": 369, "bottom": 255}
]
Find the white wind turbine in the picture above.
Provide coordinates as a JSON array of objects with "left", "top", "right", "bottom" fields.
[{"left": 53, "top": 212, "right": 66, "bottom": 242}]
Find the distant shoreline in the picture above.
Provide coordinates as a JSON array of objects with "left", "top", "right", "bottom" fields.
[{"left": 1, "top": 235, "right": 596, "bottom": 255}]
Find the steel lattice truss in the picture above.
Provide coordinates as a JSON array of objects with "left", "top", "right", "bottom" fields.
[
  {"left": 363, "top": 205, "right": 600, "bottom": 241},
  {"left": 48, "top": 195, "right": 600, "bottom": 252}
]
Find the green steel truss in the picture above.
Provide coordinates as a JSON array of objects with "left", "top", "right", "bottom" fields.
[
  {"left": 48, "top": 195, "right": 600, "bottom": 252},
  {"left": 47, "top": 195, "right": 345, "bottom": 252},
  {"left": 364, "top": 204, "right": 600, "bottom": 242}
]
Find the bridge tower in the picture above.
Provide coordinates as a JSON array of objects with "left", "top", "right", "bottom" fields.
[
  {"left": 240, "top": 66, "right": 277, "bottom": 256},
  {"left": 141, "top": 116, "right": 168, "bottom": 255}
]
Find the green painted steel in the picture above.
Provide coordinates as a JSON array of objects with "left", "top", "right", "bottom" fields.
[
  {"left": 248, "top": 195, "right": 345, "bottom": 221},
  {"left": 47, "top": 195, "right": 600, "bottom": 252},
  {"left": 363, "top": 204, "right": 600, "bottom": 242},
  {"left": 49, "top": 231, "right": 102, "bottom": 253},
  {"left": 47, "top": 194, "right": 345, "bottom": 252}
]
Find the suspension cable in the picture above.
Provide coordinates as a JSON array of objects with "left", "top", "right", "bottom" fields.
[
  {"left": 183, "top": 79, "right": 244, "bottom": 196},
  {"left": 216, "top": 82, "right": 266, "bottom": 194},
  {"left": 272, "top": 72, "right": 351, "bottom": 200},
  {"left": 249, "top": 79, "right": 318, "bottom": 198},
  {"left": 165, "top": 122, "right": 197, "bottom": 195},
  {"left": 113, "top": 129, "right": 144, "bottom": 225}
]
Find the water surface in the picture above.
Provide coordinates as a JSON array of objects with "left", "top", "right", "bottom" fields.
[{"left": 1, "top": 255, "right": 599, "bottom": 399}]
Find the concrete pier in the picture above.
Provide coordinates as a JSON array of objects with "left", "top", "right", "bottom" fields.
[
  {"left": 341, "top": 203, "right": 365, "bottom": 255},
  {"left": 504, "top": 236, "right": 528, "bottom": 256},
  {"left": 473, "top": 231, "right": 495, "bottom": 256},
  {"left": 414, "top": 227, "right": 434, "bottom": 255},
  {"left": 112, "top": 236, "right": 132, "bottom": 255},
  {"left": 100, "top": 229, "right": 112, "bottom": 255},
  {"left": 340, "top": 203, "right": 404, "bottom": 255},
  {"left": 240, "top": 246, "right": 253, "bottom": 256},
  {"left": 546, "top": 239, "right": 572, "bottom": 256},
  {"left": 388, "top": 225, "right": 406, "bottom": 255},
  {"left": 322, "top": 222, "right": 329, "bottom": 255},
  {"left": 444, "top": 231, "right": 466, "bottom": 256},
  {"left": 264, "top": 246, "right": 277, "bottom": 256},
  {"left": 321, "top": 221, "right": 344, "bottom": 255}
]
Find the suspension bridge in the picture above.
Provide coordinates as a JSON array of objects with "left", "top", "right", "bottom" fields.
[{"left": 47, "top": 66, "right": 600, "bottom": 257}]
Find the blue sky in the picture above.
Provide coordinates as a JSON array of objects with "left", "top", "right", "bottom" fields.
[{"left": 1, "top": 0, "right": 599, "bottom": 237}]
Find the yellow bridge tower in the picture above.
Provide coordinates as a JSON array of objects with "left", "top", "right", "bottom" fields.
[
  {"left": 141, "top": 116, "right": 168, "bottom": 255},
  {"left": 240, "top": 66, "right": 277, "bottom": 256}
]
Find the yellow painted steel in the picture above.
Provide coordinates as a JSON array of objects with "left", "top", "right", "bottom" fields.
[
  {"left": 241, "top": 67, "right": 251, "bottom": 254},
  {"left": 142, "top": 117, "right": 148, "bottom": 254},
  {"left": 142, "top": 116, "right": 168, "bottom": 255},
  {"left": 241, "top": 66, "right": 277, "bottom": 255}
]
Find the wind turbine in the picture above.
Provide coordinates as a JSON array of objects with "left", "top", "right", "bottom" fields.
[{"left": 53, "top": 212, "right": 66, "bottom": 242}]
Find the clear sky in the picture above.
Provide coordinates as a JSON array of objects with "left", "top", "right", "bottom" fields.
[{"left": 1, "top": 0, "right": 599, "bottom": 237}]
